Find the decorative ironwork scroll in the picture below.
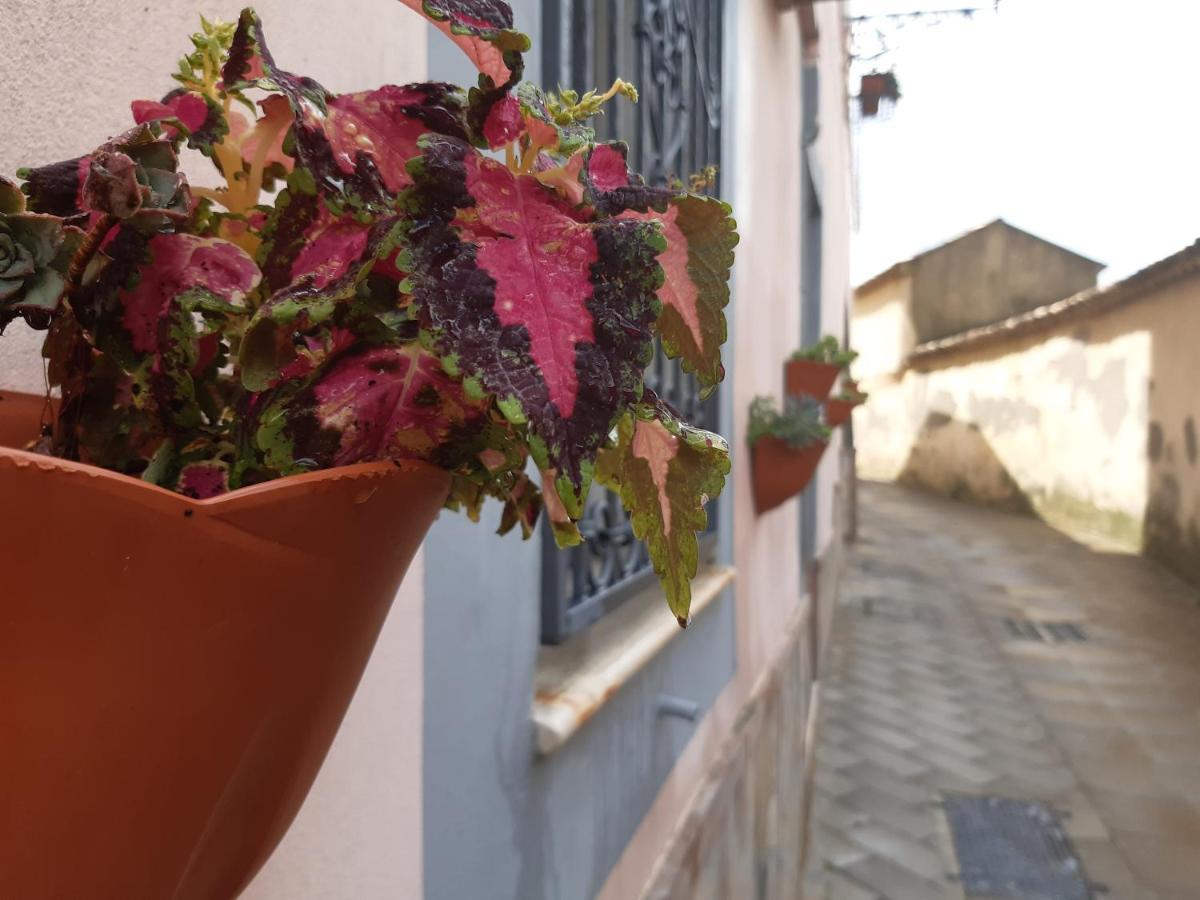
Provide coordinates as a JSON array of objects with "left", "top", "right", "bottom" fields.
[{"left": 540, "top": 0, "right": 725, "bottom": 643}]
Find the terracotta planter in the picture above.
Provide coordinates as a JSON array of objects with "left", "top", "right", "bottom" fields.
[
  {"left": 0, "top": 391, "right": 450, "bottom": 900},
  {"left": 0, "top": 389, "right": 52, "bottom": 449},
  {"left": 825, "top": 398, "right": 856, "bottom": 428},
  {"left": 784, "top": 358, "right": 841, "bottom": 401},
  {"left": 751, "top": 435, "right": 828, "bottom": 514}
]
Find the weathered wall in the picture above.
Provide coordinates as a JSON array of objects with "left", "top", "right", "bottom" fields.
[
  {"left": 1138, "top": 276, "right": 1200, "bottom": 582},
  {"left": 910, "top": 222, "right": 1102, "bottom": 343},
  {"left": 855, "top": 263, "right": 1200, "bottom": 583},
  {"left": 811, "top": 1, "right": 855, "bottom": 563},
  {"left": 639, "top": 605, "right": 816, "bottom": 900},
  {"left": 0, "top": 3, "right": 431, "bottom": 897},
  {"left": 851, "top": 274, "right": 913, "bottom": 383},
  {"left": 856, "top": 316, "right": 1150, "bottom": 545}
]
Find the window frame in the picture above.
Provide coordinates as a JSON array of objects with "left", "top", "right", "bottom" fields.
[{"left": 539, "top": 0, "right": 727, "bottom": 644}]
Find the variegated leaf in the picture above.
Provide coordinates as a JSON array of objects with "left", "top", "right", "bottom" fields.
[
  {"left": 584, "top": 143, "right": 737, "bottom": 393},
  {"left": 224, "top": 10, "right": 469, "bottom": 203},
  {"left": 252, "top": 343, "right": 486, "bottom": 474},
  {"left": 596, "top": 394, "right": 730, "bottom": 624},
  {"left": 397, "top": 0, "right": 529, "bottom": 88},
  {"left": 404, "top": 133, "right": 665, "bottom": 514}
]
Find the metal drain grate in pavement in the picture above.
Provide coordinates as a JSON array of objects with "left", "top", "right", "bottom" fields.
[
  {"left": 1003, "top": 618, "right": 1087, "bottom": 643},
  {"left": 942, "top": 794, "right": 1092, "bottom": 900}
]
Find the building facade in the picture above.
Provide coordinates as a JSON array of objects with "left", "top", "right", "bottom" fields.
[
  {"left": 854, "top": 230, "right": 1200, "bottom": 589},
  {"left": 0, "top": 1, "right": 855, "bottom": 897},
  {"left": 854, "top": 219, "right": 1104, "bottom": 367}
]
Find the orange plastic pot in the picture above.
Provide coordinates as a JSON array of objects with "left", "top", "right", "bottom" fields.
[
  {"left": 784, "top": 358, "right": 841, "bottom": 401},
  {"left": 751, "top": 436, "right": 828, "bottom": 514},
  {"left": 824, "top": 398, "right": 856, "bottom": 428},
  {"left": 0, "top": 391, "right": 450, "bottom": 900}
]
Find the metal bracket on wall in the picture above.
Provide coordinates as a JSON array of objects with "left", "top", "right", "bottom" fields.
[{"left": 657, "top": 695, "right": 701, "bottom": 721}]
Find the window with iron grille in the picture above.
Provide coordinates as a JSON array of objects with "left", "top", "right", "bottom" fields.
[{"left": 539, "top": 0, "right": 726, "bottom": 643}]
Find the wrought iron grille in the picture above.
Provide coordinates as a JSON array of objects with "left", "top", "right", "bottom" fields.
[{"left": 540, "top": 0, "right": 726, "bottom": 644}]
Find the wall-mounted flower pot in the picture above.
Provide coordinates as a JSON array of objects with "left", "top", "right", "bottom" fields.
[
  {"left": 859, "top": 72, "right": 900, "bottom": 118},
  {"left": 751, "top": 435, "right": 828, "bottom": 514},
  {"left": 784, "top": 358, "right": 841, "bottom": 402},
  {"left": 0, "top": 391, "right": 450, "bottom": 900},
  {"left": 824, "top": 398, "right": 856, "bottom": 428}
]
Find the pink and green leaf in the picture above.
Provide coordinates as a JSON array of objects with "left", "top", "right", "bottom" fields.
[
  {"left": 505, "top": 83, "right": 596, "bottom": 156},
  {"left": 224, "top": 10, "right": 469, "bottom": 202},
  {"left": 582, "top": 142, "right": 669, "bottom": 215},
  {"left": 252, "top": 343, "right": 486, "bottom": 474},
  {"left": 398, "top": 0, "right": 529, "bottom": 89},
  {"left": 629, "top": 195, "right": 736, "bottom": 393},
  {"left": 132, "top": 89, "right": 228, "bottom": 155},
  {"left": 584, "top": 143, "right": 737, "bottom": 393},
  {"left": 151, "top": 287, "right": 243, "bottom": 431},
  {"left": 596, "top": 394, "right": 730, "bottom": 624},
  {"left": 241, "top": 201, "right": 403, "bottom": 391},
  {"left": 322, "top": 85, "right": 469, "bottom": 194},
  {"left": 404, "top": 134, "right": 665, "bottom": 512},
  {"left": 118, "top": 233, "right": 259, "bottom": 357},
  {"left": 177, "top": 460, "right": 231, "bottom": 499}
]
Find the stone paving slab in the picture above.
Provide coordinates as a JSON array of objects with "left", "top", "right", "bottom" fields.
[{"left": 803, "top": 482, "right": 1200, "bottom": 900}]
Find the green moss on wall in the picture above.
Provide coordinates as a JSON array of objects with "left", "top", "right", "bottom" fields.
[{"left": 1028, "top": 488, "right": 1143, "bottom": 553}]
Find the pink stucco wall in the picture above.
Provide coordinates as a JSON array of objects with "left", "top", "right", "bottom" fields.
[
  {"left": 0, "top": 3, "right": 429, "bottom": 897},
  {"left": 813, "top": 2, "right": 855, "bottom": 557}
]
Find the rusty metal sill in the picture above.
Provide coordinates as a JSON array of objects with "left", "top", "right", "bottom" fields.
[{"left": 531, "top": 566, "right": 736, "bottom": 756}]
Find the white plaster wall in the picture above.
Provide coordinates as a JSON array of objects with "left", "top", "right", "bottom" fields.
[
  {"left": 0, "top": 3, "right": 429, "bottom": 897},
  {"left": 243, "top": 557, "right": 426, "bottom": 899},
  {"left": 812, "top": 1, "right": 855, "bottom": 557},
  {"left": 855, "top": 321, "right": 1152, "bottom": 528},
  {"left": 852, "top": 276, "right": 914, "bottom": 381},
  {"left": 0, "top": 0, "right": 427, "bottom": 392}
]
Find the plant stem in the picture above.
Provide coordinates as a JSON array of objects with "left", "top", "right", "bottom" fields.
[
  {"left": 53, "top": 212, "right": 117, "bottom": 459},
  {"left": 65, "top": 214, "right": 117, "bottom": 298}
]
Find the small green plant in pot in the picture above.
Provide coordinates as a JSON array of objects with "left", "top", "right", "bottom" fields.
[
  {"left": 748, "top": 395, "right": 830, "bottom": 513},
  {"left": 785, "top": 334, "right": 857, "bottom": 400},
  {"left": 0, "top": 2, "right": 736, "bottom": 895},
  {"left": 825, "top": 385, "right": 868, "bottom": 428},
  {"left": 790, "top": 335, "right": 858, "bottom": 369}
]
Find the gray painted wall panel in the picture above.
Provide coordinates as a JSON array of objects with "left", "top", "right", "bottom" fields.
[{"left": 422, "top": 4, "right": 737, "bottom": 897}]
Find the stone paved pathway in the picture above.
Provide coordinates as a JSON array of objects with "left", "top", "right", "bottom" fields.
[{"left": 803, "top": 482, "right": 1200, "bottom": 900}]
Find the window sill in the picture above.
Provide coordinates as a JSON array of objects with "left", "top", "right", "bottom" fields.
[{"left": 531, "top": 565, "right": 736, "bottom": 755}]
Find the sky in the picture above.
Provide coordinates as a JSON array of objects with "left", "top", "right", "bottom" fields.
[{"left": 850, "top": 0, "right": 1200, "bottom": 286}]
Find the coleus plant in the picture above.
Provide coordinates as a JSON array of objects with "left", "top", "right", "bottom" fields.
[
  {"left": 747, "top": 396, "right": 829, "bottom": 450},
  {"left": 0, "top": 1, "right": 737, "bottom": 624},
  {"left": 791, "top": 335, "right": 858, "bottom": 369}
]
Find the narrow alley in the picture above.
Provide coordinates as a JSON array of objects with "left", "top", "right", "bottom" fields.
[{"left": 804, "top": 482, "right": 1200, "bottom": 900}]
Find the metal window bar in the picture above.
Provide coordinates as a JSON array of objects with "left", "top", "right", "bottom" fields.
[{"left": 540, "top": 0, "right": 726, "bottom": 644}]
